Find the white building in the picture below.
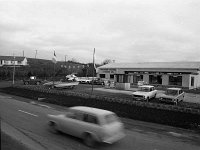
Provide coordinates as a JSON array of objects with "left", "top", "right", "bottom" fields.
[
  {"left": 97, "top": 62, "right": 200, "bottom": 90},
  {"left": 0, "top": 56, "right": 28, "bottom": 67}
]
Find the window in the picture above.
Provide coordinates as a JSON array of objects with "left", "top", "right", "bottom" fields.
[
  {"left": 191, "top": 77, "right": 194, "bottom": 86},
  {"left": 116, "top": 75, "right": 124, "bottom": 83},
  {"left": 169, "top": 76, "right": 182, "bottom": 86},
  {"left": 83, "top": 114, "right": 98, "bottom": 125},
  {"left": 149, "top": 75, "right": 162, "bottom": 84},
  {"left": 66, "top": 112, "right": 76, "bottom": 119},
  {"left": 110, "top": 74, "right": 114, "bottom": 79},
  {"left": 104, "top": 114, "right": 118, "bottom": 124},
  {"left": 132, "top": 75, "right": 143, "bottom": 84},
  {"left": 100, "top": 74, "right": 105, "bottom": 78}
]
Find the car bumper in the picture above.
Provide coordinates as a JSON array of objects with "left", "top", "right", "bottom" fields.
[{"left": 103, "top": 132, "right": 125, "bottom": 144}]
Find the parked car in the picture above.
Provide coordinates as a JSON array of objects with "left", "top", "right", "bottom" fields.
[
  {"left": 132, "top": 85, "right": 157, "bottom": 101},
  {"left": 92, "top": 78, "right": 104, "bottom": 85},
  {"left": 47, "top": 106, "right": 125, "bottom": 147},
  {"left": 23, "top": 76, "right": 42, "bottom": 85},
  {"left": 159, "top": 88, "right": 185, "bottom": 105},
  {"left": 78, "top": 78, "right": 92, "bottom": 84}
]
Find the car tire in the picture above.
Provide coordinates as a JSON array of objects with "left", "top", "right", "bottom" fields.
[
  {"left": 36, "top": 81, "right": 40, "bottom": 85},
  {"left": 146, "top": 97, "right": 149, "bottom": 102},
  {"left": 24, "top": 82, "right": 29, "bottom": 85},
  {"left": 48, "top": 121, "right": 59, "bottom": 133},
  {"left": 83, "top": 133, "right": 96, "bottom": 147}
]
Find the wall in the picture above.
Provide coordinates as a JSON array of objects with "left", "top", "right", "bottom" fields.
[
  {"left": 143, "top": 74, "right": 149, "bottom": 84},
  {"left": 162, "top": 75, "right": 169, "bottom": 86},
  {"left": 197, "top": 72, "right": 200, "bottom": 88},
  {"left": 182, "top": 74, "right": 190, "bottom": 88}
]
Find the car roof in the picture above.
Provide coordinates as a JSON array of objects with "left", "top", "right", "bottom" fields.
[
  {"left": 167, "top": 87, "right": 182, "bottom": 90},
  {"left": 139, "top": 85, "right": 154, "bottom": 88},
  {"left": 70, "top": 106, "right": 114, "bottom": 116}
]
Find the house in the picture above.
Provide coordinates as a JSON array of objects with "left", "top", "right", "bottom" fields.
[
  {"left": 97, "top": 62, "right": 200, "bottom": 90},
  {"left": 0, "top": 56, "right": 28, "bottom": 67}
]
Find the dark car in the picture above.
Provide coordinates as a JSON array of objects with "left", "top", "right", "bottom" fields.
[
  {"left": 23, "top": 76, "right": 42, "bottom": 85},
  {"left": 92, "top": 78, "right": 104, "bottom": 85}
]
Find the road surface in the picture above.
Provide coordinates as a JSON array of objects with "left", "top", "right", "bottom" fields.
[{"left": 1, "top": 93, "right": 200, "bottom": 150}]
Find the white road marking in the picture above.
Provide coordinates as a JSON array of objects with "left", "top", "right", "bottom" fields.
[{"left": 18, "top": 110, "right": 38, "bottom": 117}]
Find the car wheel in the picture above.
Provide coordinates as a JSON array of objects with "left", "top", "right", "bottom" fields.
[
  {"left": 48, "top": 121, "right": 59, "bottom": 133},
  {"left": 83, "top": 133, "right": 96, "bottom": 147},
  {"left": 24, "top": 82, "right": 29, "bottom": 85},
  {"left": 146, "top": 97, "right": 149, "bottom": 102},
  {"left": 36, "top": 82, "right": 40, "bottom": 85}
]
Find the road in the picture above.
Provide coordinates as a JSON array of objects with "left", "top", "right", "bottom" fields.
[{"left": 1, "top": 93, "right": 200, "bottom": 150}]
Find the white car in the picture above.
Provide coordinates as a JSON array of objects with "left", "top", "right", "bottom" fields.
[
  {"left": 78, "top": 78, "right": 92, "bottom": 84},
  {"left": 47, "top": 106, "right": 125, "bottom": 147},
  {"left": 159, "top": 88, "right": 185, "bottom": 105},
  {"left": 132, "top": 85, "right": 157, "bottom": 101}
]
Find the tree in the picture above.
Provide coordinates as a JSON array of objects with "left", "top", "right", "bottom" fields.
[{"left": 102, "top": 59, "right": 112, "bottom": 65}]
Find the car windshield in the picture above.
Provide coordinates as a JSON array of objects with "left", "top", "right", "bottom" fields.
[
  {"left": 138, "top": 87, "right": 150, "bottom": 92},
  {"left": 104, "top": 114, "right": 119, "bottom": 124},
  {"left": 166, "top": 90, "right": 178, "bottom": 96}
]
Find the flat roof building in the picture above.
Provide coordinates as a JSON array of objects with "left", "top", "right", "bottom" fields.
[{"left": 97, "top": 62, "right": 200, "bottom": 90}]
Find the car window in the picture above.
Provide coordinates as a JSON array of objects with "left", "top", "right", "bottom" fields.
[
  {"left": 66, "top": 112, "right": 76, "bottom": 119},
  {"left": 166, "top": 90, "right": 178, "bottom": 96},
  {"left": 139, "top": 87, "right": 150, "bottom": 92},
  {"left": 104, "top": 114, "right": 119, "bottom": 124},
  {"left": 83, "top": 114, "right": 99, "bottom": 125}
]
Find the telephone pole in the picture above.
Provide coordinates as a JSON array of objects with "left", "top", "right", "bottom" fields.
[
  {"left": 35, "top": 50, "right": 37, "bottom": 59},
  {"left": 12, "top": 54, "right": 16, "bottom": 85}
]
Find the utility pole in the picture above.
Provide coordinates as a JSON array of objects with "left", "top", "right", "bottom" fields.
[
  {"left": 12, "top": 54, "right": 16, "bottom": 85},
  {"left": 23, "top": 50, "right": 24, "bottom": 57},
  {"left": 65, "top": 55, "right": 67, "bottom": 65},
  {"left": 35, "top": 50, "right": 37, "bottom": 59},
  {"left": 91, "top": 48, "right": 95, "bottom": 95}
]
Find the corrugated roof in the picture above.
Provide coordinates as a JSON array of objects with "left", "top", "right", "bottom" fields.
[
  {"left": 98, "top": 62, "right": 200, "bottom": 70},
  {"left": 0, "top": 56, "right": 26, "bottom": 61}
]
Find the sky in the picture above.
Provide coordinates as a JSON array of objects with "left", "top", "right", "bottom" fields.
[{"left": 0, "top": 0, "right": 200, "bottom": 64}]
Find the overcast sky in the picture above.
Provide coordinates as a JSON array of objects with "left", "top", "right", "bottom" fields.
[{"left": 0, "top": 0, "right": 200, "bottom": 64}]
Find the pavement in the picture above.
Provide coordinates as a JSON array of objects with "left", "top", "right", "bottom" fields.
[{"left": 1, "top": 121, "right": 45, "bottom": 150}]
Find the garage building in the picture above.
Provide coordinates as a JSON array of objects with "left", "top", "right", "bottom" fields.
[{"left": 97, "top": 62, "right": 200, "bottom": 90}]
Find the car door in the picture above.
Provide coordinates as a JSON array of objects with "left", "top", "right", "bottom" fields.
[
  {"left": 60, "top": 111, "right": 83, "bottom": 137},
  {"left": 178, "top": 90, "right": 184, "bottom": 101},
  {"left": 149, "top": 87, "right": 155, "bottom": 99},
  {"left": 82, "top": 114, "right": 101, "bottom": 139}
]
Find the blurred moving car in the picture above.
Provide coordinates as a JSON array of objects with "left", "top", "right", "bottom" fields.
[
  {"left": 159, "top": 87, "right": 185, "bottom": 105},
  {"left": 132, "top": 85, "right": 157, "bottom": 101},
  {"left": 47, "top": 106, "right": 125, "bottom": 147}
]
